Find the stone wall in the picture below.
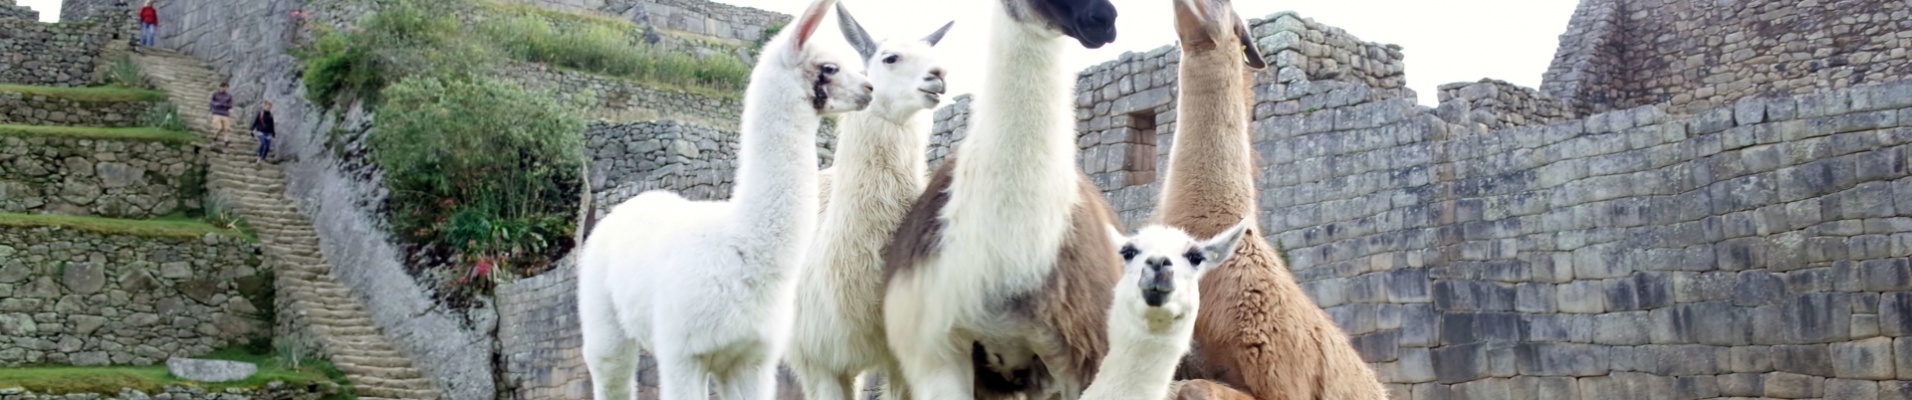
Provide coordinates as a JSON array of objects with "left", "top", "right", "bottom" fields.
[
  {"left": 1438, "top": 79, "right": 1575, "bottom": 131},
  {"left": 0, "top": 0, "right": 36, "bottom": 21},
  {"left": 0, "top": 226, "right": 261, "bottom": 367},
  {"left": 495, "top": 257, "right": 588, "bottom": 400},
  {"left": 0, "top": 90, "right": 159, "bottom": 127},
  {"left": 0, "top": 384, "right": 340, "bottom": 400},
  {"left": 508, "top": 63, "right": 747, "bottom": 130},
  {"left": 584, "top": 120, "right": 835, "bottom": 220},
  {"left": 602, "top": 0, "right": 788, "bottom": 44},
  {"left": 0, "top": 13, "right": 131, "bottom": 87},
  {"left": 59, "top": 0, "right": 127, "bottom": 23},
  {"left": 0, "top": 134, "right": 202, "bottom": 218},
  {"left": 1542, "top": 0, "right": 1912, "bottom": 115}
]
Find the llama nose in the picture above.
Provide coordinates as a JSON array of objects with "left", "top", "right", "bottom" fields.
[{"left": 862, "top": 82, "right": 875, "bottom": 93}]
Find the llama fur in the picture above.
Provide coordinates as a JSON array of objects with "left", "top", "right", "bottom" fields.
[
  {"left": 880, "top": 0, "right": 1123, "bottom": 399},
  {"left": 1152, "top": 0, "right": 1385, "bottom": 398},
  {"left": 576, "top": 1, "right": 873, "bottom": 398},
  {"left": 787, "top": 4, "right": 954, "bottom": 399},
  {"left": 1082, "top": 221, "right": 1248, "bottom": 400}
]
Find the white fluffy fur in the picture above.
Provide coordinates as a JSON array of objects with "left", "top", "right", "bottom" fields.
[
  {"left": 1083, "top": 222, "right": 1247, "bottom": 400},
  {"left": 881, "top": 1, "right": 1088, "bottom": 399},
  {"left": 577, "top": 1, "right": 871, "bottom": 398},
  {"left": 787, "top": 19, "right": 953, "bottom": 400}
]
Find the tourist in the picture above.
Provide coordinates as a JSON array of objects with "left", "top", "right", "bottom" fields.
[
  {"left": 251, "top": 101, "right": 276, "bottom": 163},
  {"left": 209, "top": 83, "right": 234, "bottom": 151},
  {"left": 138, "top": 1, "right": 158, "bottom": 47}
]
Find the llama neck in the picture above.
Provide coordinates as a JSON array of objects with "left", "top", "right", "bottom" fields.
[
  {"left": 1083, "top": 318, "right": 1190, "bottom": 399},
  {"left": 729, "top": 76, "right": 821, "bottom": 255},
  {"left": 942, "top": 10, "right": 1081, "bottom": 267},
  {"left": 823, "top": 109, "right": 929, "bottom": 231},
  {"left": 1157, "top": 51, "right": 1257, "bottom": 239}
]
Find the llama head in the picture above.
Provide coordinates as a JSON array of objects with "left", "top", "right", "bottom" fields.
[
  {"left": 1172, "top": 0, "right": 1266, "bottom": 69},
  {"left": 836, "top": 2, "right": 954, "bottom": 120},
  {"left": 758, "top": 0, "right": 873, "bottom": 115},
  {"left": 1001, "top": 0, "right": 1119, "bottom": 49},
  {"left": 1104, "top": 219, "right": 1249, "bottom": 332}
]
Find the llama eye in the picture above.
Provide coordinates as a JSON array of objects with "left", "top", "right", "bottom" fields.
[
  {"left": 821, "top": 64, "right": 839, "bottom": 75},
  {"left": 883, "top": 55, "right": 900, "bottom": 64},
  {"left": 1184, "top": 250, "right": 1206, "bottom": 266},
  {"left": 1119, "top": 245, "right": 1139, "bottom": 261}
]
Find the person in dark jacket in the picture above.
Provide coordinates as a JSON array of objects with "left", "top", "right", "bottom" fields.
[
  {"left": 252, "top": 101, "right": 276, "bottom": 163},
  {"left": 210, "top": 82, "right": 234, "bottom": 151},
  {"left": 138, "top": 1, "right": 158, "bottom": 47}
]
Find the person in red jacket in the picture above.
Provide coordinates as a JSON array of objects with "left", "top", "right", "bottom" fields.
[{"left": 138, "top": 1, "right": 158, "bottom": 47}]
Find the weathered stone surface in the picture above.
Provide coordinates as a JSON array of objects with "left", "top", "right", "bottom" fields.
[
  {"left": 1771, "top": 344, "right": 1833, "bottom": 376},
  {"left": 1763, "top": 371, "right": 1824, "bottom": 398},
  {"left": 1832, "top": 337, "right": 1897, "bottom": 379},
  {"left": 1515, "top": 342, "right": 1607, "bottom": 376},
  {"left": 166, "top": 358, "right": 257, "bottom": 383},
  {"left": 1827, "top": 378, "right": 1881, "bottom": 400}
]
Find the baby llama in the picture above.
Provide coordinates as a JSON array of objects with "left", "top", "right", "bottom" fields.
[{"left": 1081, "top": 220, "right": 1249, "bottom": 400}]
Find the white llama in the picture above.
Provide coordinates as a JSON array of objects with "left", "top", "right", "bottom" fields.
[
  {"left": 1083, "top": 220, "right": 1249, "bottom": 400},
  {"left": 575, "top": 0, "right": 873, "bottom": 398},
  {"left": 880, "top": 0, "right": 1124, "bottom": 398},
  {"left": 786, "top": 2, "right": 953, "bottom": 400}
]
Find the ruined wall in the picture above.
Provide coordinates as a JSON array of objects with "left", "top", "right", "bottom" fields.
[
  {"left": 582, "top": 120, "right": 835, "bottom": 220},
  {"left": 0, "top": 90, "right": 158, "bottom": 127},
  {"left": 0, "top": 13, "right": 131, "bottom": 87},
  {"left": 1438, "top": 79, "right": 1575, "bottom": 131},
  {"left": 509, "top": 63, "right": 747, "bottom": 131},
  {"left": 0, "top": 0, "right": 37, "bottom": 21},
  {"left": 1542, "top": 0, "right": 1912, "bottom": 115},
  {"left": 58, "top": 0, "right": 121, "bottom": 23},
  {"left": 601, "top": 0, "right": 788, "bottom": 44},
  {"left": 0, "top": 226, "right": 260, "bottom": 367},
  {"left": 0, "top": 134, "right": 202, "bottom": 218}
]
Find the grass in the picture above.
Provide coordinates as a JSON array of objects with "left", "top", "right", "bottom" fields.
[
  {"left": 0, "top": 124, "right": 201, "bottom": 145},
  {"left": 0, "top": 84, "right": 167, "bottom": 102},
  {"left": 475, "top": 3, "right": 751, "bottom": 96},
  {"left": 0, "top": 347, "right": 347, "bottom": 397},
  {"left": 0, "top": 213, "right": 250, "bottom": 240}
]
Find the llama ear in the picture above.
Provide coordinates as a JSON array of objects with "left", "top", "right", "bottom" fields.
[
  {"left": 834, "top": 1, "right": 878, "bottom": 62},
  {"left": 1197, "top": 219, "right": 1252, "bottom": 271},
  {"left": 785, "top": 0, "right": 838, "bottom": 62},
  {"left": 923, "top": 20, "right": 955, "bottom": 47},
  {"left": 1235, "top": 16, "right": 1266, "bottom": 70},
  {"left": 1104, "top": 224, "right": 1128, "bottom": 250}
]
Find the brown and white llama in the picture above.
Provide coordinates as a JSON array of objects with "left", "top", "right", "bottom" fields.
[
  {"left": 880, "top": 0, "right": 1125, "bottom": 399},
  {"left": 1153, "top": 0, "right": 1387, "bottom": 399}
]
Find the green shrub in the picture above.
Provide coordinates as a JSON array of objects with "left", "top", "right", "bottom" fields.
[
  {"left": 372, "top": 75, "right": 584, "bottom": 292},
  {"left": 298, "top": 0, "right": 488, "bottom": 107},
  {"left": 109, "top": 56, "right": 144, "bottom": 88},
  {"left": 143, "top": 103, "right": 187, "bottom": 131}
]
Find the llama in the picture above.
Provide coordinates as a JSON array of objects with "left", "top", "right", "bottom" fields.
[
  {"left": 1081, "top": 221, "right": 1249, "bottom": 400},
  {"left": 880, "top": 0, "right": 1123, "bottom": 398},
  {"left": 575, "top": 0, "right": 873, "bottom": 398},
  {"left": 786, "top": 3, "right": 954, "bottom": 399},
  {"left": 1153, "top": 0, "right": 1386, "bottom": 398}
]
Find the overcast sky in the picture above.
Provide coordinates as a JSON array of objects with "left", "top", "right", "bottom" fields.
[{"left": 16, "top": 0, "right": 1581, "bottom": 105}]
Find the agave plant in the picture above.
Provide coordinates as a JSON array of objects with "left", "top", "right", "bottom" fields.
[
  {"left": 203, "top": 193, "right": 244, "bottom": 230},
  {"left": 110, "top": 56, "right": 145, "bottom": 88}
]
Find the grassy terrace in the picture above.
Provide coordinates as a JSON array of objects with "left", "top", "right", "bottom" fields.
[
  {"left": 0, "top": 348, "right": 348, "bottom": 398},
  {"left": 0, "top": 213, "right": 250, "bottom": 240},
  {"left": 0, "top": 124, "right": 200, "bottom": 144},
  {"left": 0, "top": 84, "right": 168, "bottom": 102}
]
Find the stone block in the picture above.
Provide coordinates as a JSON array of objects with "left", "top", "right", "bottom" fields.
[
  {"left": 1433, "top": 280, "right": 1514, "bottom": 311},
  {"left": 1593, "top": 311, "right": 1650, "bottom": 345},
  {"left": 1351, "top": 330, "right": 1401, "bottom": 363},
  {"left": 1511, "top": 376, "right": 1578, "bottom": 400},
  {"left": 1557, "top": 279, "right": 1606, "bottom": 313},
  {"left": 1736, "top": 97, "right": 1767, "bottom": 125},
  {"left": 1886, "top": 381, "right": 1912, "bottom": 400},
  {"left": 1771, "top": 344, "right": 1833, "bottom": 376},
  {"left": 1650, "top": 302, "right": 1753, "bottom": 345},
  {"left": 166, "top": 358, "right": 257, "bottom": 383},
  {"left": 1883, "top": 292, "right": 1912, "bottom": 336},
  {"left": 1673, "top": 272, "right": 1737, "bottom": 303},
  {"left": 1675, "top": 375, "right": 1721, "bottom": 400},
  {"left": 1763, "top": 371, "right": 1824, "bottom": 399},
  {"left": 1642, "top": 344, "right": 1723, "bottom": 376},
  {"left": 1385, "top": 267, "right": 1431, "bottom": 303},
  {"left": 1832, "top": 337, "right": 1896, "bottom": 379},
  {"left": 1753, "top": 293, "right": 1853, "bottom": 344},
  {"left": 1828, "top": 378, "right": 1881, "bottom": 400},
  {"left": 1515, "top": 342, "right": 1608, "bottom": 376},
  {"left": 1863, "top": 259, "right": 1912, "bottom": 291},
  {"left": 1527, "top": 313, "right": 1594, "bottom": 343},
  {"left": 1515, "top": 283, "right": 1555, "bottom": 313},
  {"left": 1398, "top": 304, "right": 1438, "bottom": 347},
  {"left": 1718, "top": 373, "right": 1764, "bottom": 396},
  {"left": 1385, "top": 347, "right": 1437, "bottom": 383},
  {"left": 1438, "top": 312, "right": 1523, "bottom": 345},
  {"left": 1603, "top": 273, "right": 1671, "bottom": 311},
  {"left": 1857, "top": 313, "right": 1883, "bottom": 338},
  {"left": 1432, "top": 340, "right": 1516, "bottom": 384}
]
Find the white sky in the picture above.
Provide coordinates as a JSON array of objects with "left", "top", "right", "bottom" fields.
[{"left": 15, "top": 0, "right": 1581, "bottom": 105}]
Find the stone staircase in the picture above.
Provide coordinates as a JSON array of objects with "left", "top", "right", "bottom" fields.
[{"left": 132, "top": 48, "right": 445, "bottom": 400}]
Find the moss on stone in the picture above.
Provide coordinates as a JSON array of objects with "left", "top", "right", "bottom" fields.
[
  {"left": 0, "top": 124, "right": 201, "bottom": 145},
  {"left": 0, "top": 84, "right": 169, "bottom": 103},
  {"left": 0, "top": 213, "right": 247, "bottom": 240}
]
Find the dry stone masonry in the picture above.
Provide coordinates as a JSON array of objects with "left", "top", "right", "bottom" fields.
[
  {"left": 0, "top": 12, "right": 131, "bottom": 87},
  {"left": 510, "top": 63, "right": 749, "bottom": 130},
  {"left": 0, "top": 135, "right": 202, "bottom": 218},
  {"left": 0, "top": 0, "right": 36, "bottom": 21},
  {"left": 1543, "top": 0, "right": 1912, "bottom": 115},
  {"left": 0, "top": 384, "right": 341, "bottom": 400},
  {"left": 584, "top": 120, "right": 835, "bottom": 220},
  {"left": 0, "top": 90, "right": 159, "bottom": 127},
  {"left": 1437, "top": 79, "right": 1575, "bottom": 131},
  {"left": 0, "top": 226, "right": 260, "bottom": 367}
]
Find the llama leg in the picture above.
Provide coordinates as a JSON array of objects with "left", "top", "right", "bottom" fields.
[
  {"left": 794, "top": 364, "right": 853, "bottom": 400},
  {"left": 717, "top": 360, "right": 778, "bottom": 400},
  {"left": 583, "top": 336, "right": 643, "bottom": 400},
  {"left": 892, "top": 344, "right": 973, "bottom": 400},
  {"left": 656, "top": 354, "right": 709, "bottom": 400},
  {"left": 880, "top": 362, "right": 912, "bottom": 400}
]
